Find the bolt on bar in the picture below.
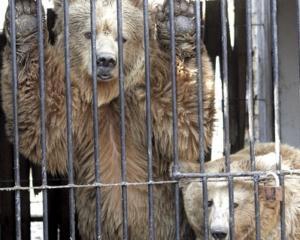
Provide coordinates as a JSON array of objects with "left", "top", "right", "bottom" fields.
[
  {"left": 9, "top": 0, "right": 21, "bottom": 239},
  {"left": 167, "top": 0, "right": 181, "bottom": 239},
  {"left": 36, "top": 0, "right": 49, "bottom": 239},
  {"left": 270, "top": 0, "right": 286, "bottom": 239},
  {"left": 116, "top": 1, "right": 129, "bottom": 239},
  {"left": 220, "top": 0, "right": 235, "bottom": 239},
  {"left": 142, "top": 0, "right": 155, "bottom": 239},
  {"left": 90, "top": 0, "right": 102, "bottom": 239},
  {"left": 63, "top": 0, "right": 76, "bottom": 238},
  {"left": 194, "top": 1, "right": 209, "bottom": 239},
  {"left": 245, "top": 0, "right": 261, "bottom": 239}
]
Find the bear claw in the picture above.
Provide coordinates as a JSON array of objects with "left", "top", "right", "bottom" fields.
[
  {"left": 156, "top": 0, "right": 198, "bottom": 60},
  {"left": 4, "top": 0, "right": 43, "bottom": 43}
]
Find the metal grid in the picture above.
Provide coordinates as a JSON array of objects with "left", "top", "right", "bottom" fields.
[{"left": 0, "top": 0, "right": 299, "bottom": 239}]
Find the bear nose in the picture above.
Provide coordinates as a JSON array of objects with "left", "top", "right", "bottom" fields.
[
  {"left": 211, "top": 230, "right": 227, "bottom": 239},
  {"left": 97, "top": 52, "right": 116, "bottom": 69}
]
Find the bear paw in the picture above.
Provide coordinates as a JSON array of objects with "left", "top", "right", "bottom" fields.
[
  {"left": 4, "top": 0, "right": 44, "bottom": 44},
  {"left": 156, "top": 0, "right": 198, "bottom": 60}
]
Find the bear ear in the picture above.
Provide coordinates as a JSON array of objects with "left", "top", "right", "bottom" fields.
[
  {"left": 53, "top": 0, "right": 77, "bottom": 10},
  {"left": 128, "top": 0, "right": 143, "bottom": 8},
  {"left": 53, "top": 0, "right": 63, "bottom": 9},
  {"left": 178, "top": 179, "right": 189, "bottom": 190}
]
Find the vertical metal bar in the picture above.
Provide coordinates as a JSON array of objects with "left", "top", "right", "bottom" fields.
[
  {"left": 9, "top": 0, "right": 21, "bottom": 239},
  {"left": 221, "top": 0, "right": 230, "bottom": 175},
  {"left": 63, "top": 0, "right": 76, "bottom": 238},
  {"left": 279, "top": 174, "right": 285, "bottom": 239},
  {"left": 270, "top": 0, "right": 285, "bottom": 239},
  {"left": 220, "top": 0, "right": 234, "bottom": 239},
  {"left": 195, "top": 1, "right": 209, "bottom": 239},
  {"left": 246, "top": 0, "right": 255, "bottom": 171},
  {"left": 116, "top": 1, "right": 128, "bottom": 239},
  {"left": 90, "top": 0, "right": 102, "bottom": 239},
  {"left": 36, "top": 0, "right": 49, "bottom": 239},
  {"left": 297, "top": 0, "right": 300, "bottom": 87},
  {"left": 142, "top": 1, "right": 155, "bottom": 239},
  {"left": 297, "top": 0, "right": 300, "bottom": 72},
  {"left": 167, "top": 0, "right": 180, "bottom": 239},
  {"left": 297, "top": 8, "right": 300, "bottom": 216},
  {"left": 245, "top": 1, "right": 260, "bottom": 239},
  {"left": 271, "top": 0, "right": 281, "bottom": 171}
]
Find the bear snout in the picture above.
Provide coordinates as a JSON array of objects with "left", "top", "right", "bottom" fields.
[
  {"left": 210, "top": 226, "right": 228, "bottom": 240},
  {"left": 96, "top": 52, "right": 117, "bottom": 81}
]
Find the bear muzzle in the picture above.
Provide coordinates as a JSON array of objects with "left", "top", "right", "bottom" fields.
[{"left": 96, "top": 52, "right": 117, "bottom": 81}]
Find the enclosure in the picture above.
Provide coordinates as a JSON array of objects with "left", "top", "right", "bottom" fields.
[{"left": 0, "top": 0, "right": 300, "bottom": 239}]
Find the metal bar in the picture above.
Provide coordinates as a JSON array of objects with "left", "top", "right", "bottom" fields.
[
  {"left": 279, "top": 174, "right": 286, "bottom": 239},
  {"left": 245, "top": 1, "right": 260, "bottom": 239},
  {"left": 9, "top": 0, "right": 21, "bottom": 239},
  {"left": 220, "top": 0, "right": 234, "bottom": 239},
  {"left": 270, "top": 0, "right": 285, "bottom": 239},
  {"left": 271, "top": 0, "right": 280, "bottom": 171},
  {"left": 90, "top": 0, "right": 102, "bottom": 239},
  {"left": 173, "top": 170, "right": 294, "bottom": 179},
  {"left": 167, "top": 0, "right": 180, "bottom": 239},
  {"left": 298, "top": 0, "right": 300, "bottom": 83},
  {"left": 1, "top": 169, "right": 300, "bottom": 191},
  {"left": 142, "top": 0, "right": 155, "bottom": 239},
  {"left": 63, "top": 0, "right": 76, "bottom": 238},
  {"left": 116, "top": 1, "right": 128, "bottom": 239},
  {"left": 36, "top": 0, "right": 49, "bottom": 239},
  {"left": 221, "top": 0, "right": 230, "bottom": 174},
  {"left": 297, "top": 13, "right": 300, "bottom": 240},
  {"left": 246, "top": 0, "right": 255, "bottom": 171},
  {"left": 195, "top": 1, "right": 209, "bottom": 239}
]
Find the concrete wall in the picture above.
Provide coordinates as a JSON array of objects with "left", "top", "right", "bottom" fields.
[{"left": 278, "top": 0, "right": 300, "bottom": 147}]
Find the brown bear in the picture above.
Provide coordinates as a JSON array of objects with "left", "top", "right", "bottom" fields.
[
  {"left": 178, "top": 143, "right": 300, "bottom": 240},
  {"left": 1, "top": 0, "right": 215, "bottom": 239}
]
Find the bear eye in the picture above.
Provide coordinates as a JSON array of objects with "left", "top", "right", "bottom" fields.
[
  {"left": 84, "top": 32, "right": 92, "bottom": 40},
  {"left": 233, "top": 202, "right": 239, "bottom": 208},
  {"left": 115, "top": 36, "right": 127, "bottom": 43},
  {"left": 207, "top": 200, "right": 213, "bottom": 207}
]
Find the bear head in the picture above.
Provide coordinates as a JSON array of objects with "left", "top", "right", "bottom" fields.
[
  {"left": 179, "top": 153, "right": 285, "bottom": 240},
  {"left": 53, "top": 0, "right": 150, "bottom": 106}
]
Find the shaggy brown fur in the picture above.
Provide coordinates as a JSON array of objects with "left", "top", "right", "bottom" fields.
[
  {"left": 1, "top": 0, "right": 214, "bottom": 239},
  {"left": 178, "top": 143, "right": 300, "bottom": 240}
]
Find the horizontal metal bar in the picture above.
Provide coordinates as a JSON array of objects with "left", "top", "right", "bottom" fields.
[
  {"left": 0, "top": 181, "right": 178, "bottom": 192},
  {"left": 173, "top": 170, "right": 300, "bottom": 179},
  {"left": 0, "top": 169, "right": 300, "bottom": 192}
]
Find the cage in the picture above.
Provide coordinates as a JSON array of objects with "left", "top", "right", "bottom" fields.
[{"left": 0, "top": 0, "right": 299, "bottom": 239}]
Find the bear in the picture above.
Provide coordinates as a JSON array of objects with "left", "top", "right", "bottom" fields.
[
  {"left": 1, "top": 0, "right": 215, "bottom": 239},
  {"left": 177, "top": 143, "right": 300, "bottom": 240}
]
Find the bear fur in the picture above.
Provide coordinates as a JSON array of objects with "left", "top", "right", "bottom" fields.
[
  {"left": 178, "top": 143, "right": 300, "bottom": 240},
  {"left": 1, "top": 0, "right": 215, "bottom": 239}
]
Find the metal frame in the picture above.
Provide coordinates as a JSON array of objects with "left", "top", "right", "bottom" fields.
[{"left": 1, "top": 0, "right": 292, "bottom": 239}]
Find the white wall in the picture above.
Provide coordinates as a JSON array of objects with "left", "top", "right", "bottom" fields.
[{"left": 0, "top": 1, "right": 8, "bottom": 31}]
